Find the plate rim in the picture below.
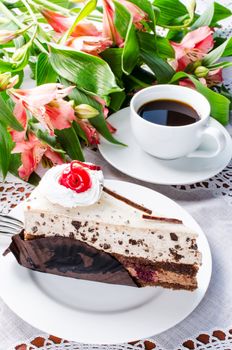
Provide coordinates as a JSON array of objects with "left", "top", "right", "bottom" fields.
[
  {"left": 98, "top": 107, "right": 232, "bottom": 185},
  {"left": 0, "top": 179, "right": 212, "bottom": 344}
]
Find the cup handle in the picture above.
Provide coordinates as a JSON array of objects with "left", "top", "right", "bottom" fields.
[{"left": 187, "top": 126, "right": 226, "bottom": 158}]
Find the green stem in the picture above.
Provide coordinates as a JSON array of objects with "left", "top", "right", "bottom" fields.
[
  {"left": 21, "top": 0, "right": 38, "bottom": 24},
  {"left": 0, "top": 1, "right": 48, "bottom": 54},
  {"left": 0, "top": 2, "right": 48, "bottom": 53},
  {"left": 0, "top": 2, "right": 24, "bottom": 28}
]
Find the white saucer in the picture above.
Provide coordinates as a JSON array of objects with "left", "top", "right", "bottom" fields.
[
  {"left": 0, "top": 180, "right": 211, "bottom": 344},
  {"left": 98, "top": 108, "right": 232, "bottom": 185}
]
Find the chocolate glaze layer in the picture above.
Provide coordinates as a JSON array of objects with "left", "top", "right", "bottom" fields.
[{"left": 5, "top": 233, "right": 138, "bottom": 287}]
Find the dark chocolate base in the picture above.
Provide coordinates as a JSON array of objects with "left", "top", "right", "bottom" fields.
[{"left": 4, "top": 233, "right": 138, "bottom": 287}]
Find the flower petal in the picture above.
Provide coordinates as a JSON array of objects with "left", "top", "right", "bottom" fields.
[
  {"left": 102, "top": 0, "right": 124, "bottom": 47},
  {"left": 10, "top": 84, "right": 74, "bottom": 108},
  {"left": 76, "top": 119, "right": 100, "bottom": 145},
  {"left": 67, "top": 36, "right": 112, "bottom": 56},
  {"left": 45, "top": 100, "right": 76, "bottom": 130},
  {"left": 181, "top": 26, "right": 213, "bottom": 50},
  {"left": 41, "top": 9, "right": 72, "bottom": 33},
  {"left": 44, "top": 148, "right": 64, "bottom": 165}
]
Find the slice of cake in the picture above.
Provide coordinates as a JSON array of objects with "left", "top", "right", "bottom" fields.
[{"left": 15, "top": 161, "right": 202, "bottom": 291}]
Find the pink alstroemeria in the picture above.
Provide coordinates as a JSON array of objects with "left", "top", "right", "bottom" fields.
[
  {"left": 171, "top": 27, "right": 214, "bottom": 71},
  {"left": 66, "top": 36, "right": 112, "bottom": 56},
  {"left": 102, "top": 0, "right": 147, "bottom": 47},
  {"left": 206, "top": 68, "right": 223, "bottom": 87},
  {"left": 9, "top": 84, "right": 76, "bottom": 135},
  {"left": 12, "top": 133, "right": 64, "bottom": 180},
  {"left": 41, "top": 9, "right": 100, "bottom": 37},
  {"left": 76, "top": 119, "right": 100, "bottom": 145},
  {"left": 10, "top": 101, "right": 27, "bottom": 143}
]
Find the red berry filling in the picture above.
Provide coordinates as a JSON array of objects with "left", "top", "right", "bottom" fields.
[{"left": 59, "top": 161, "right": 95, "bottom": 193}]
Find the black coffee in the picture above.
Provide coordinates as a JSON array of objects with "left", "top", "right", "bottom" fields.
[{"left": 138, "top": 99, "right": 200, "bottom": 126}]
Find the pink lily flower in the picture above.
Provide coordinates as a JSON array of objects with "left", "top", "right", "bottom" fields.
[
  {"left": 12, "top": 133, "right": 64, "bottom": 180},
  {"left": 41, "top": 9, "right": 100, "bottom": 37},
  {"left": 66, "top": 36, "right": 112, "bottom": 56},
  {"left": 9, "top": 84, "right": 76, "bottom": 135},
  {"left": 102, "top": 0, "right": 147, "bottom": 47},
  {"left": 171, "top": 27, "right": 214, "bottom": 71},
  {"left": 76, "top": 119, "right": 100, "bottom": 145}
]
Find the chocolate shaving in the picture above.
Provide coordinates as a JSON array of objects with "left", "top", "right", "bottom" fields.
[
  {"left": 142, "top": 214, "right": 183, "bottom": 224},
  {"left": 103, "top": 186, "right": 152, "bottom": 214}
]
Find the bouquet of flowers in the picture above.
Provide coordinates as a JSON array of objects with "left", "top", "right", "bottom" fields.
[{"left": 0, "top": 0, "right": 231, "bottom": 183}]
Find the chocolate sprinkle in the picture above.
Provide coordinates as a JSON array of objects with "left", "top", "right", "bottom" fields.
[{"left": 170, "top": 232, "right": 178, "bottom": 241}]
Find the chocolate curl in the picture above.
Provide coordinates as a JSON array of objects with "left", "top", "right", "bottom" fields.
[
  {"left": 5, "top": 233, "right": 137, "bottom": 287},
  {"left": 103, "top": 187, "right": 152, "bottom": 214},
  {"left": 142, "top": 215, "right": 183, "bottom": 224}
]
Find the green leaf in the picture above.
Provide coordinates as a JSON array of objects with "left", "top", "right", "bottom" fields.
[
  {"left": 192, "top": 2, "right": 232, "bottom": 29},
  {"left": 153, "top": 0, "right": 189, "bottom": 26},
  {"left": 49, "top": 43, "right": 121, "bottom": 99},
  {"left": 0, "top": 93, "right": 24, "bottom": 131},
  {"left": 191, "top": 3, "right": 214, "bottom": 29},
  {"left": 100, "top": 48, "right": 123, "bottom": 79},
  {"left": 156, "top": 36, "right": 175, "bottom": 58},
  {"left": 66, "top": 85, "right": 125, "bottom": 146},
  {"left": 208, "top": 61, "right": 232, "bottom": 70},
  {"left": 0, "top": 122, "right": 13, "bottom": 178},
  {"left": 203, "top": 37, "right": 232, "bottom": 66},
  {"left": 137, "top": 32, "right": 175, "bottom": 83},
  {"left": 36, "top": 53, "right": 57, "bottom": 85},
  {"left": 169, "top": 72, "right": 230, "bottom": 124},
  {"left": 109, "top": 91, "right": 126, "bottom": 111},
  {"left": 114, "top": 1, "right": 140, "bottom": 75},
  {"left": 210, "top": 2, "right": 232, "bottom": 26},
  {"left": 56, "top": 126, "right": 85, "bottom": 161},
  {"left": 72, "top": 121, "right": 88, "bottom": 143}
]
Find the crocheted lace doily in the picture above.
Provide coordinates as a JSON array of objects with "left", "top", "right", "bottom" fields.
[{"left": 12, "top": 328, "right": 232, "bottom": 350}]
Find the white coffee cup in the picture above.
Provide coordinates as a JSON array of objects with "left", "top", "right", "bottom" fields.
[{"left": 130, "top": 85, "right": 226, "bottom": 160}]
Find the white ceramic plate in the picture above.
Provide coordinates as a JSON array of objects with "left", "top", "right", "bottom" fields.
[
  {"left": 0, "top": 180, "right": 212, "bottom": 344},
  {"left": 98, "top": 108, "right": 232, "bottom": 185}
]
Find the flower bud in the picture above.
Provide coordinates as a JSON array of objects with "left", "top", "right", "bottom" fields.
[
  {"left": 12, "top": 42, "right": 30, "bottom": 62},
  {"left": 0, "top": 25, "right": 33, "bottom": 45},
  {"left": 194, "top": 66, "right": 209, "bottom": 78},
  {"left": 0, "top": 73, "right": 19, "bottom": 91},
  {"left": 0, "top": 30, "right": 17, "bottom": 44},
  {"left": 75, "top": 104, "right": 99, "bottom": 119}
]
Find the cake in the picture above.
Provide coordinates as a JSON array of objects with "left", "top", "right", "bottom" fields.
[{"left": 8, "top": 160, "right": 202, "bottom": 291}]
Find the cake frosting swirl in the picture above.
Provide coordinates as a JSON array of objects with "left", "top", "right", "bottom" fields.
[{"left": 39, "top": 161, "right": 104, "bottom": 208}]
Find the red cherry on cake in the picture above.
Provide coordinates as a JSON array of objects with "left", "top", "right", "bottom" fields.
[{"left": 59, "top": 161, "right": 93, "bottom": 193}]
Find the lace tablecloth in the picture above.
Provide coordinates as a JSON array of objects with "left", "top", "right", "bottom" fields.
[{"left": 1, "top": 0, "right": 232, "bottom": 349}]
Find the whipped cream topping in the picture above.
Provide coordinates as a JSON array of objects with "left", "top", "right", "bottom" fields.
[{"left": 39, "top": 163, "right": 104, "bottom": 208}]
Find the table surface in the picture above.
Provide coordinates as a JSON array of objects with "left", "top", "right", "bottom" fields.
[{"left": 1, "top": 0, "right": 232, "bottom": 349}]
